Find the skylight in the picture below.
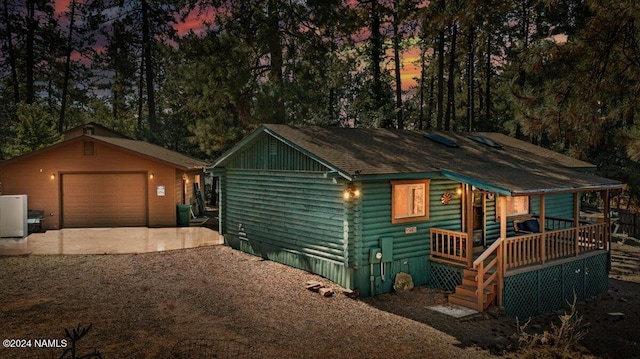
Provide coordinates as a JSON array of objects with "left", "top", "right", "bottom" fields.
[
  {"left": 423, "top": 133, "right": 460, "bottom": 148},
  {"left": 467, "top": 135, "right": 502, "bottom": 149}
]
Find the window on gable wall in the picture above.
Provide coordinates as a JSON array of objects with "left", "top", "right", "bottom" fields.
[
  {"left": 391, "top": 179, "right": 430, "bottom": 224},
  {"left": 496, "top": 195, "right": 530, "bottom": 220},
  {"left": 83, "top": 142, "right": 95, "bottom": 156}
]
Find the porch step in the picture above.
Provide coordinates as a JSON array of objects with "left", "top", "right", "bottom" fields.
[
  {"left": 448, "top": 293, "right": 479, "bottom": 309},
  {"left": 450, "top": 268, "right": 497, "bottom": 311},
  {"left": 461, "top": 270, "right": 494, "bottom": 287},
  {"left": 455, "top": 284, "right": 494, "bottom": 299}
]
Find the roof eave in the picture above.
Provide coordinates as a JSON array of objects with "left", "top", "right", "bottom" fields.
[
  {"left": 440, "top": 170, "right": 512, "bottom": 196},
  {"left": 86, "top": 135, "right": 209, "bottom": 171},
  {"left": 355, "top": 172, "right": 441, "bottom": 181},
  {"left": 511, "top": 182, "right": 625, "bottom": 196}
]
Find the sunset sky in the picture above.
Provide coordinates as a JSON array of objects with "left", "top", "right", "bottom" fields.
[{"left": 53, "top": 0, "right": 422, "bottom": 90}]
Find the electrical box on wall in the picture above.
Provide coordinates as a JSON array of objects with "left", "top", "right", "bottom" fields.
[
  {"left": 379, "top": 237, "right": 393, "bottom": 262},
  {"left": 369, "top": 248, "right": 382, "bottom": 263}
]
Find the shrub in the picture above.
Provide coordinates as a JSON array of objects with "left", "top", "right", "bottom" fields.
[{"left": 513, "top": 295, "right": 590, "bottom": 359}]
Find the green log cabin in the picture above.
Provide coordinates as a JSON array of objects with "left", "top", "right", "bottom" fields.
[{"left": 210, "top": 124, "right": 623, "bottom": 318}]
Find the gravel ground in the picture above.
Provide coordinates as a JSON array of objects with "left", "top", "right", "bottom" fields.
[
  {"left": 1, "top": 241, "right": 638, "bottom": 359},
  {"left": 0, "top": 245, "right": 494, "bottom": 359}
]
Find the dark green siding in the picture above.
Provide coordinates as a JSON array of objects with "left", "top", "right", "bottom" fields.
[
  {"left": 355, "top": 177, "right": 462, "bottom": 295},
  {"left": 226, "top": 133, "right": 328, "bottom": 172},
  {"left": 222, "top": 169, "right": 354, "bottom": 287},
  {"left": 531, "top": 193, "right": 575, "bottom": 218},
  {"left": 485, "top": 197, "right": 500, "bottom": 242}
]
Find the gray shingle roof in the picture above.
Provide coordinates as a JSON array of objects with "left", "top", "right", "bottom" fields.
[
  {"left": 89, "top": 135, "right": 209, "bottom": 170},
  {"left": 256, "top": 124, "right": 621, "bottom": 195}
]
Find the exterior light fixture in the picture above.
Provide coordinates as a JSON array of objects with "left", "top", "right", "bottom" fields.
[
  {"left": 50, "top": 173, "right": 56, "bottom": 180},
  {"left": 149, "top": 173, "right": 154, "bottom": 180},
  {"left": 456, "top": 187, "right": 462, "bottom": 196},
  {"left": 343, "top": 184, "right": 361, "bottom": 201}
]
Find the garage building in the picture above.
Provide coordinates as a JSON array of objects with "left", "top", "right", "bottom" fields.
[{"left": 0, "top": 124, "right": 208, "bottom": 230}]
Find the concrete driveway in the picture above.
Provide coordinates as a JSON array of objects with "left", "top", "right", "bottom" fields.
[{"left": 0, "top": 227, "right": 222, "bottom": 256}]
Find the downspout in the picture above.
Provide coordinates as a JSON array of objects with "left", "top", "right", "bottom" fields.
[{"left": 370, "top": 263, "right": 374, "bottom": 296}]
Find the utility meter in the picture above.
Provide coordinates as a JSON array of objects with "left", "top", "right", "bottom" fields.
[{"left": 369, "top": 248, "right": 382, "bottom": 263}]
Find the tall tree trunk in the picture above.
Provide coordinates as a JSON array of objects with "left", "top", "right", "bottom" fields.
[
  {"left": 141, "top": 0, "right": 157, "bottom": 138},
  {"left": 392, "top": 0, "right": 403, "bottom": 129},
  {"left": 3, "top": 0, "right": 19, "bottom": 104},
  {"left": 427, "top": 77, "right": 435, "bottom": 130},
  {"left": 418, "top": 43, "right": 426, "bottom": 130},
  {"left": 466, "top": 24, "right": 474, "bottom": 131},
  {"left": 516, "top": 1, "right": 530, "bottom": 138},
  {"left": 518, "top": 1, "right": 530, "bottom": 88},
  {"left": 268, "top": 0, "right": 285, "bottom": 124},
  {"left": 26, "top": 0, "right": 35, "bottom": 104},
  {"left": 137, "top": 56, "right": 144, "bottom": 139},
  {"left": 445, "top": 23, "right": 457, "bottom": 131},
  {"left": 485, "top": 24, "right": 491, "bottom": 129},
  {"left": 236, "top": 91, "right": 251, "bottom": 128},
  {"left": 370, "top": 0, "right": 389, "bottom": 127},
  {"left": 59, "top": 0, "right": 76, "bottom": 132},
  {"left": 436, "top": 30, "right": 445, "bottom": 130}
]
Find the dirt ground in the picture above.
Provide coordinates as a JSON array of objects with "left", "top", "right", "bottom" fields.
[
  {"left": 365, "top": 237, "right": 640, "bottom": 359},
  {"left": 0, "top": 236, "right": 638, "bottom": 359}
]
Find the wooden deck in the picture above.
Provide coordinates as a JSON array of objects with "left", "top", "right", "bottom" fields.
[{"left": 430, "top": 219, "right": 609, "bottom": 311}]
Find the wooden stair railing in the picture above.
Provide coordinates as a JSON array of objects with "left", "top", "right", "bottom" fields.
[{"left": 449, "top": 237, "right": 504, "bottom": 312}]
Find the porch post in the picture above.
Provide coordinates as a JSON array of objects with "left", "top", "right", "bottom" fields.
[
  {"left": 499, "top": 195, "right": 507, "bottom": 270},
  {"left": 602, "top": 190, "right": 611, "bottom": 250},
  {"left": 540, "top": 194, "right": 546, "bottom": 265},
  {"left": 574, "top": 192, "right": 580, "bottom": 256},
  {"left": 465, "top": 184, "right": 474, "bottom": 267}
]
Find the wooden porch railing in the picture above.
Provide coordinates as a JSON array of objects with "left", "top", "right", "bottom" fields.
[
  {"left": 434, "top": 221, "right": 607, "bottom": 312},
  {"left": 504, "top": 222, "right": 607, "bottom": 270},
  {"left": 430, "top": 228, "right": 469, "bottom": 265},
  {"left": 473, "top": 237, "right": 504, "bottom": 310},
  {"left": 537, "top": 215, "right": 592, "bottom": 230}
]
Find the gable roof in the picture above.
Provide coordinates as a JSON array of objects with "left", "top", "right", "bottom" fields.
[
  {"left": 62, "top": 122, "right": 132, "bottom": 140},
  {"left": 87, "top": 135, "right": 209, "bottom": 170},
  {"left": 0, "top": 135, "right": 208, "bottom": 171},
  {"left": 214, "top": 124, "right": 622, "bottom": 196}
]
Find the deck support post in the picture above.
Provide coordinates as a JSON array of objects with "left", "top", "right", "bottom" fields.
[
  {"left": 574, "top": 192, "right": 580, "bottom": 256},
  {"left": 540, "top": 194, "right": 545, "bottom": 265},
  {"left": 602, "top": 190, "right": 610, "bottom": 250}
]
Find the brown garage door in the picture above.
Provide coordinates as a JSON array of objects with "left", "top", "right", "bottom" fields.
[{"left": 62, "top": 173, "right": 147, "bottom": 228}]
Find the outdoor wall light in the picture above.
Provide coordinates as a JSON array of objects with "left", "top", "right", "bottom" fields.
[
  {"left": 50, "top": 173, "right": 55, "bottom": 180},
  {"left": 343, "top": 184, "right": 361, "bottom": 201},
  {"left": 456, "top": 187, "right": 462, "bottom": 196},
  {"left": 149, "top": 173, "right": 154, "bottom": 180}
]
